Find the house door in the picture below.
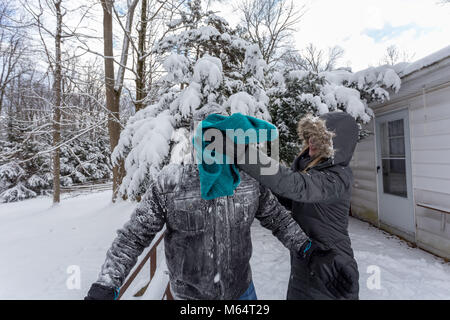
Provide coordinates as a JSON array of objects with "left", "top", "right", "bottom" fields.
[{"left": 376, "top": 109, "right": 415, "bottom": 236}]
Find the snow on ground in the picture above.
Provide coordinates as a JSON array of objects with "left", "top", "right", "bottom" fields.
[
  {"left": 251, "top": 217, "right": 450, "bottom": 300},
  {"left": 350, "top": 218, "right": 450, "bottom": 299},
  {"left": 1, "top": 190, "right": 449, "bottom": 300},
  {"left": 0, "top": 191, "right": 134, "bottom": 300}
]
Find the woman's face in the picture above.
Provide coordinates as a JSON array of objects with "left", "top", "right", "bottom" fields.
[{"left": 308, "top": 137, "right": 318, "bottom": 157}]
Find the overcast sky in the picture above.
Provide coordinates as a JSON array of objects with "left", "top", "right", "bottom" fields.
[
  {"left": 211, "top": 0, "right": 450, "bottom": 71},
  {"left": 17, "top": 0, "right": 449, "bottom": 74}
]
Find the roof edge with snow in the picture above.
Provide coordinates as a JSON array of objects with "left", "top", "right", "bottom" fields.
[{"left": 397, "top": 45, "right": 450, "bottom": 78}]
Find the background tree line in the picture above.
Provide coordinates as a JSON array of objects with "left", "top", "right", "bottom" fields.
[{"left": 0, "top": 0, "right": 404, "bottom": 203}]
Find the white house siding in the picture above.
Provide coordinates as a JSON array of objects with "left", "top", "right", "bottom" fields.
[
  {"left": 350, "top": 56, "right": 450, "bottom": 260},
  {"left": 350, "top": 120, "right": 379, "bottom": 226},
  {"left": 409, "top": 84, "right": 450, "bottom": 260}
]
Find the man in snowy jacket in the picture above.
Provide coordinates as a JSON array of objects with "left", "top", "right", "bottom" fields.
[{"left": 85, "top": 120, "right": 356, "bottom": 300}]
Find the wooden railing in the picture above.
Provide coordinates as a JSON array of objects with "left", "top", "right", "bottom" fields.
[
  {"left": 117, "top": 229, "right": 173, "bottom": 300},
  {"left": 60, "top": 179, "right": 112, "bottom": 194}
]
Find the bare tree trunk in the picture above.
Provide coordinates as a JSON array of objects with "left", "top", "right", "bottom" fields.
[
  {"left": 52, "top": 0, "right": 62, "bottom": 204},
  {"left": 101, "top": 0, "right": 126, "bottom": 202},
  {"left": 0, "top": 90, "right": 5, "bottom": 115},
  {"left": 135, "top": 0, "right": 147, "bottom": 112}
]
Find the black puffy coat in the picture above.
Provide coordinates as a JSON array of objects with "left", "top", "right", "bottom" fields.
[{"left": 237, "top": 112, "right": 360, "bottom": 300}]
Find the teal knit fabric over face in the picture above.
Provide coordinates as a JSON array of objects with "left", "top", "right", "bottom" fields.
[{"left": 193, "top": 112, "right": 278, "bottom": 200}]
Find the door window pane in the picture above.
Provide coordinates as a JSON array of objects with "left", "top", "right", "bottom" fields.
[
  {"left": 382, "top": 159, "right": 407, "bottom": 197},
  {"left": 380, "top": 118, "right": 407, "bottom": 198},
  {"left": 388, "top": 119, "right": 404, "bottom": 137},
  {"left": 389, "top": 137, "right": 405, "bottom": 156}
]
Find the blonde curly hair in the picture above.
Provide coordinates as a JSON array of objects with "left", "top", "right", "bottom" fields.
[{"left": 297, "top": 114, "right": 335, "bottom": 160}]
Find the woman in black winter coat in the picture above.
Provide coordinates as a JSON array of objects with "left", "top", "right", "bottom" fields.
[{"left": 236, "top": 111, "right": 360, "bottom": 300}]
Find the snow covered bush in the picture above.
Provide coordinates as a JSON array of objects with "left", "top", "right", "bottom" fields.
[
  {"left": 0, "top": 160, "right": 46, "bottom": 202},
  {"left": 0, "top": 132, "right": 51, "bottom": 202},
  {"left": 113, "top": 1, "right": 270, "bottom": 200},
  {"left": 0, "top": 162, "right": 25, "bottom": 191},
  {"left": 268, "top": 65, "right": 402, "bottom": 164},
  {"left": 59, "top": 137, "right": 112, "bottom": 185},
  {"left": 0, "top": 183, "right": 37, "bottom": 203},
  {"left": 0, "top": 136, "right": 112, "bottom": 202}
]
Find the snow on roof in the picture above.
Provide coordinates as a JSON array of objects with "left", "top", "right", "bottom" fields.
[{"left": 396, "top": 45, "right": 450, "bottom": 78}]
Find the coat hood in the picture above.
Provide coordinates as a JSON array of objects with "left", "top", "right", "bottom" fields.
[
  {"left": 318, "top": 111, "right": 359, "bottom": 167},
  {"left": 295, "top": 112, "right": 359, "bottom": 169}
]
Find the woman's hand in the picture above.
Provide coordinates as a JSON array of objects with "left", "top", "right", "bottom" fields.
[{"left": 300, "top": 240, "right": 359, "bottom": 299}]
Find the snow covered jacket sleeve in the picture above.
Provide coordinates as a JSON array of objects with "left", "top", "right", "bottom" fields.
[
  {"left": 255, "top": 184, "right": 309, "bottom": 253},
  {"left": 95, "top": 183, "right": 166, "bottom": 289},
  {"left": 237, "top": 146, "right": 350, "bottom": 204}
]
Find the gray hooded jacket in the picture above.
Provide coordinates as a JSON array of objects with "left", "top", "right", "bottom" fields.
[
  {"left": 95, "top": 164, "right": 309, "bottom": 300},
  {"left": 237, "top": 112, "right": 360, "bottom": 299}
]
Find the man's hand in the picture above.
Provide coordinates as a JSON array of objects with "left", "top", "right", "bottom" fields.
[
  {"left": 300, "top": 239, "right": 359, "bottom": 299},
  {"left": 84, "top": 283, "right": 120, "bottom": 300}
]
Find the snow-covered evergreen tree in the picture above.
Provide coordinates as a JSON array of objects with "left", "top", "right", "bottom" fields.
[
  {"left": 0, "top": 120, "right": 112, "bottom": 202},
  {"left": 113, "top": 1, "right": 269, "bottom": 200},
  {"left": 268, "top": 66, "right": 402, "bottom": 164},
  {"left": 0, "top": 116, "right": 51, "bottom": 202}
]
